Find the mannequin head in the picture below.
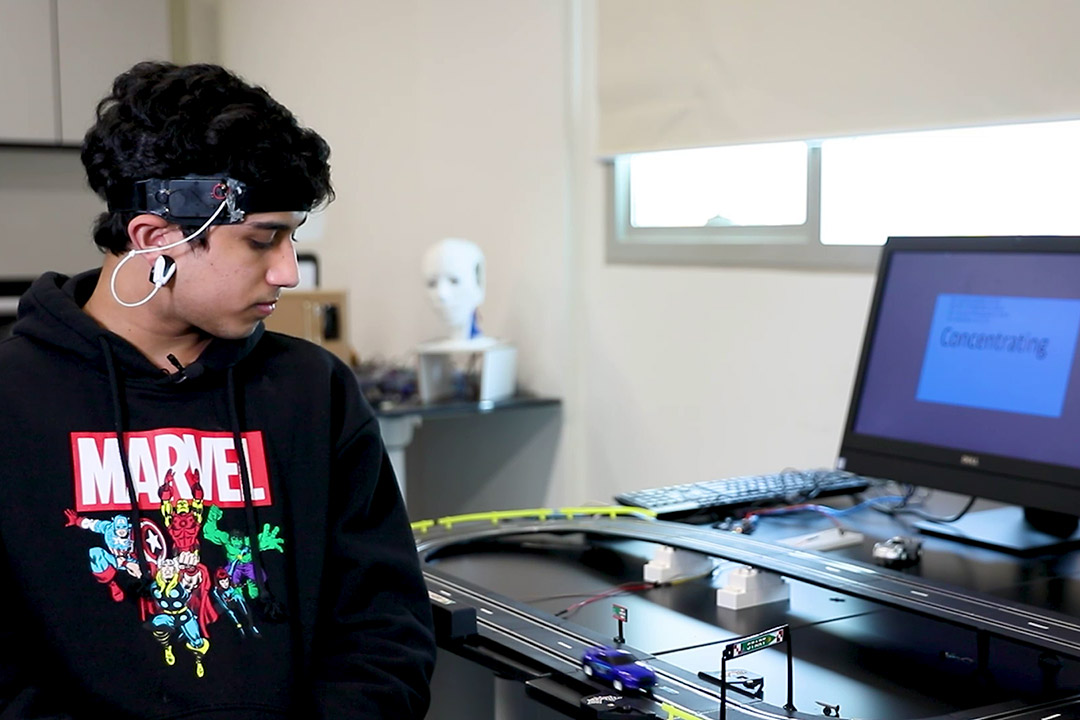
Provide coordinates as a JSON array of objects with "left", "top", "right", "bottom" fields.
[{"left": 422, "top": 238, "right": 485, "bottom": 341}]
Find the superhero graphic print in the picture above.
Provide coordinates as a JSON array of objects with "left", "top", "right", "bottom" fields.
[{"left": 65, "top": 428, "right": 284, "bottom": 678}]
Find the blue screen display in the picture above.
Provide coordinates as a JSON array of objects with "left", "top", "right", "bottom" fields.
[
  {"left": 916, "top": 294, "right": 1080, "bottom": 418},
  {"left": 853, "top": 250, "right": 1080, "bottom": 470}
]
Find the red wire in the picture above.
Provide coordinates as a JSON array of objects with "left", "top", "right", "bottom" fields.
[{"left": 559, "top": 581, "right": 656, "bottom": 618}]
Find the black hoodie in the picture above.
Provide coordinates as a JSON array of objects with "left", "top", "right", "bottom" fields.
[{"left": 0, "top": 271, "right": 435, "bottom": 719}]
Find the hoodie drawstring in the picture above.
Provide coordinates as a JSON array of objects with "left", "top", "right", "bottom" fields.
[
  {"left": 99, "top": 338, "right": 155, "bottom": 598},
  {"left": 227, "top": 368, "right": 285, "bottom": 621}
]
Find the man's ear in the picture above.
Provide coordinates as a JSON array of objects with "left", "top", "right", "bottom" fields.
[{"left": 126, "top": 213, "right": 174, "bottom": 254}]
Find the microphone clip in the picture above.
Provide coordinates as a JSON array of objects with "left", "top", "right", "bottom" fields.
[{"left": 166, "top": 353, "right": 189, "bottom": 383}]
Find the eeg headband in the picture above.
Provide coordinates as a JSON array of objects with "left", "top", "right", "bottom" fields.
[
  {"left": 107, "top": 174, "right": 312, "bottom": 308},
  {"left": 106, "top": 176, "right": 246, "bottom": 224},
  {"left": 106, "top": 175, "right": 312, "bottom": 225}
]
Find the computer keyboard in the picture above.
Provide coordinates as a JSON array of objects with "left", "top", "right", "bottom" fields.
[{"left": 614, "top": 469, "right": 871, "bottom": 519}]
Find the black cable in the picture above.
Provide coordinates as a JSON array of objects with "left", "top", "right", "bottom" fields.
[
  {"left": 867, "top": 482, "right": 922, "bottom": 513},
  {"left": 872, "top": 491, "right": 978, "bottom": 524},
  {"left": 903, "top": 495, "right": 979, "bottom": 523}
]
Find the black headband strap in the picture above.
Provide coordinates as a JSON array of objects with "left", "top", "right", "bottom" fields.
[
  {"left": 106, "top": 176, "right": 246, "bottom": 224},
  {"left": 105, "top": 175, "right": 312, "bottom": 223}
]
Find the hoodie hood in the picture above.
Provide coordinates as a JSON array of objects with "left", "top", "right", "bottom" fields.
[{"left": 12, "top": 269, "right": 264, "bottom": 386}]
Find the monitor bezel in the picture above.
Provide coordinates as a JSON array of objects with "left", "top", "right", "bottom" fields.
[{"left": 837, "top": 235, "right": 1080, "bottom": 517}]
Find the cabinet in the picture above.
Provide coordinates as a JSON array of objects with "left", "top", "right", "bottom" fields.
[
  {"left": 0, "top": 0, "right": 170, "bottom": 145},
  {"left": 0, "top": 1, "right": 57, "bottom": 143},
  {"left": 55, "top": 0, "right": 171, "bottom": 145}
]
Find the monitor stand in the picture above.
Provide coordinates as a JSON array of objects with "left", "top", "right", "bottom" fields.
[{"left": 914, "top": 506, "right": 1080, "bottom": 556}]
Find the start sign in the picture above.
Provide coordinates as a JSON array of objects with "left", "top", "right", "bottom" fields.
[{"left": 724, "top": 626, "right": 786, "bottom": 659}]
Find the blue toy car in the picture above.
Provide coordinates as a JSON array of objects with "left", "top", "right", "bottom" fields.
[{"left": 581, "top": 645, "right": 657, "bottom": 694}]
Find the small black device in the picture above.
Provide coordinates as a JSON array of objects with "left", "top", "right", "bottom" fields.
[
  {"left": 815, "top": 700, "right": 842, "bottom": 717},
  {"left": 698, "top": 668, "right": 765, "bottom": 698},
  {"left": 107, "top": 176, "right": 248, "bottom": 225}
]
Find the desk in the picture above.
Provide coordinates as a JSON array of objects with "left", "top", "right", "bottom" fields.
[
  {"left": 418, "top": 495, "right": 1080, "bottom": 720},
  {"left": 375, "top": 395, "right": 560, "bottom": 501}
]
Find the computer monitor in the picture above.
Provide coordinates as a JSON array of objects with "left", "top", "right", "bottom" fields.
[{"left": 837, "top": 236, "right": 1080, "bottom": 554}]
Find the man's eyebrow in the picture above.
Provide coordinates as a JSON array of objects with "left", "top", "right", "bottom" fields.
[{"left": 245, "top": 221, "right": 296, "bottom": 232}]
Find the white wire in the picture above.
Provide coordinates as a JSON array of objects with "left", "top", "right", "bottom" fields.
[{"left": 109, "top": 198, "right": 230, "bottom": 308}]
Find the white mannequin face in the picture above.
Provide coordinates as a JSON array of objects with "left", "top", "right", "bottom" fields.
[{"left": 422, "top": 238, "right": 485, "bottom": 340}]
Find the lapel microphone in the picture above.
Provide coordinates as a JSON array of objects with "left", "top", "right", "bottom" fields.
[{"left": 165, "top": 353, "right": 204, "bottom": 384}]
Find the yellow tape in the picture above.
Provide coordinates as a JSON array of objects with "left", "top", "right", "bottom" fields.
[
  {"left": 411, "top": 506, "right": 655, "bottom": 532},
  {"left": 660, "top": 702, "right": 705, "bottom": 720}
]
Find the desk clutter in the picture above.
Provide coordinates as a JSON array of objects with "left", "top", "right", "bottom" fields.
[
  {"left": 354, "top": 360, "right": 484, "bottom": 410},
  {"left": 415, "top": 341, "right": 517, "bottom": 404}
]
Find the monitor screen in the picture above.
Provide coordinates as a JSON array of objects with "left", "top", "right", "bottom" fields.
[{"left": 838, "top": 236, "right": 1080, "bottom": 525}]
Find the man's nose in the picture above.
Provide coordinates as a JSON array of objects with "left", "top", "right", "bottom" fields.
[{"left": 268, "top": 241, "right": 300, "bottom": 288}]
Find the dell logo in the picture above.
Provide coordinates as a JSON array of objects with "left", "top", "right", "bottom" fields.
[{"left": 960, "top": 454, "right": 980, "bottom": 467}]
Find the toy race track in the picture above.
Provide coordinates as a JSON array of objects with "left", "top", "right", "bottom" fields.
[{"left": 413, "top": 508, "right": 1080, "bottom": 720}]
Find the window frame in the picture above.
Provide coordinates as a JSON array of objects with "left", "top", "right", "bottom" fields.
[{"left": 606, "top": 143, "right": 881, "bottom": 271}]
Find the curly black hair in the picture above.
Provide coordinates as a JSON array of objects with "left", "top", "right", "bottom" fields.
[{"left": 82, "top": 61, "right": 334, "bottom": 254}]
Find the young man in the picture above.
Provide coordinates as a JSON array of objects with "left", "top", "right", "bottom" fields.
[{"left": 0, "top": 62, "right": 435, "bottom": 718}]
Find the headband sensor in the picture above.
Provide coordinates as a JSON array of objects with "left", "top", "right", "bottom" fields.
[{"left": 107, "top": 176, "right": 248, "bottom": 225}]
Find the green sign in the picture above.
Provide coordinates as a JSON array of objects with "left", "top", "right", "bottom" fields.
[
  {"left": 612, "top": 604, "right": 629, "bottom": 622},
  {"left": 724, "top": 625, "right": 786, "bottom": 659}
]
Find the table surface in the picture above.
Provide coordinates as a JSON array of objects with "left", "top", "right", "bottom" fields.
[{"left": 374, "top": 393, "right": 560, "bottom": 419}]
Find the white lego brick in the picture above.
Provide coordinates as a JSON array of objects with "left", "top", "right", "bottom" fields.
[
  {"left": 644, "top": 545, "right": 715, "bottom": 584},
  {"left": 716, "top": 565, "right": 790, "bottom": 609}
]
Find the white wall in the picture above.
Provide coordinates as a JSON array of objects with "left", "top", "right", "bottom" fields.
[
  {"left": 576, "top": 260, "right": 874, "bottom": 503},
  {"left": 219, "top": 0, "right": 570, "bottom": 370},
  {"left": 217, "top": 0, "right": 580, "bottom": 506},
  {"left": 213, "top": 0, "right": 879, "bottom": 507}
]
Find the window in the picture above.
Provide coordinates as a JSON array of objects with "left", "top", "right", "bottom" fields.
[
  {"left": 628, "top": 142, "right": 808, "bottom": 228},
  {"left": 609, "top": 120, "right": 1080, "bottom": 270}
]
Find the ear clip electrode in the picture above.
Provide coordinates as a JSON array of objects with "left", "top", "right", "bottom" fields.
[
  {"left": 149, "top": 255, "right": 177, "bottom": 287},
  {"left": 109, "top": 193, "right": 231, "bottom": 308}
]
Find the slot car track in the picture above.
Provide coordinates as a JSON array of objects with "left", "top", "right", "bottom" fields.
[{"left": 414, "top": 512, "right": 1080, "bottom": 720}]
